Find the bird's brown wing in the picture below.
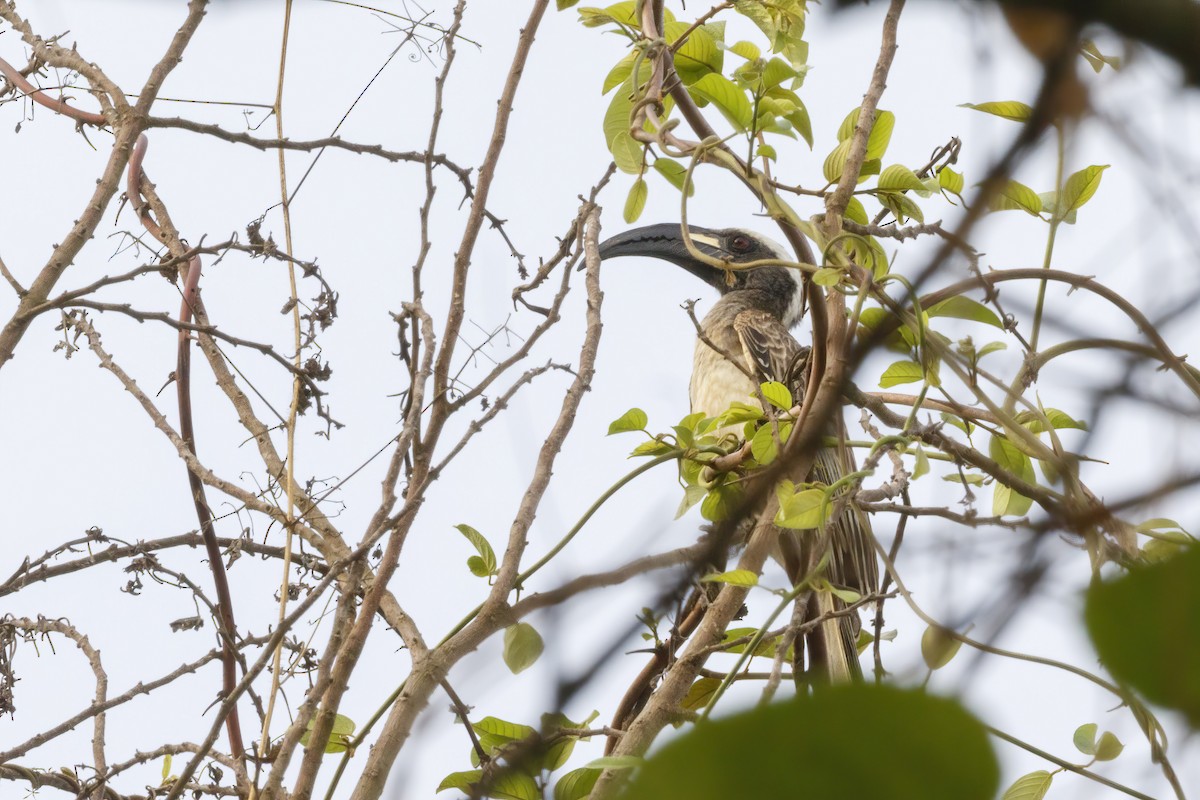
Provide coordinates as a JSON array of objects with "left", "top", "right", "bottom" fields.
[{"left": 733, "top": 308, "right": 879, "bottom": 683}]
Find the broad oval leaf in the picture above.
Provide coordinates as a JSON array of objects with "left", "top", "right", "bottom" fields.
[
  {"left": 1085, "top": 546, "right": 1200, "bottom": 727},
  {"left": 926, "top": 296, "right": 1003, "bottom": 328},
  {"left": 436, "top": 769, "right": 483, "bottom": 794},
  {"left": 1072, "top": 722, "right": 1098, "bottom": 755},
  {"left": 455, "top": 524, "right": 498, "bottom": 579},
  {"left": 759, "top": 380, "right": 792, "bottom": 410},
  {"left": 775, "top": 487, "right": 829, "bottom": 530},
  {"left": 554, "top": 768, "right": 601, "bottom": 800},
  {"left": 921, "top": 625, "right": 962, "bottom": 670},
  {"left": 1000, "top": 770, "right": 1053, "bottom": 800},
  {"left": 688, "top": 73, "right": 753, "bottom": 130},
  {"left": 989, "top": 435, "right": 1035, "bottom": 517},
  {"left": 990, "top": 180, "right": 1043, "bottom": 215},
  {"left": 623, "top": 177, "right": 648, "bottom": 223},
  {"left": 300, "top": 713, "right": 357, "bottom": 753},
  {"left": 877, "top": 164, "right": 925, "bottom": 193},
  {"left": 1059, "top": 164, "right": 1109, "bottom": 215},
  {"left": 608, "top": 407, "right": 648, "bottom": 435},
  {"left": 624, "top": 686, "right": 999, "bottom": 800},
  {"left": 938, "top": 166, "right": 965, "bottom": 195},
  {"left": 879, "top": 360, "right": 924, "bottom": 388},
  {"left": 502, "top": 622, "right": 545, "bottom": 675},
  {"left": 653, "top": 157, "right": 695, "bottom": 196}
]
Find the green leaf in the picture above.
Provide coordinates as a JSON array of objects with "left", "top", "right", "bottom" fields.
[
  {"left": 844, "top": 196, "right": 869, "bottom": 225},
  {"left": 603, "top": 77, "right": 633, "bottom": 145},
  {"left": 940, "top": 411, "right": 975, "bottom": 435},
  {"left": 1059, "top": 164, "right": 1109, "bottom": 214},
  {"left": 454, "top": 524, "right": 497, "bottom": 579},
  {"left": 1085, "top": 546, "right": 1200, "bottom": 727},
  {"left": 990, "top": 180, "right": 1043, "bottom": 215},
  {"left": 652, "top": 158, "right": 695, "bottom": 196},
  {"left": 491, "top": 770, "right": 541, "bottom": 800},
  {"left": 623, "top": 177, "right": 648, "bottom": 223},
  {"left": 756, "top": 143, "right": 777, "bottom": 161},
  {"left": 624, "top": 686, "right": 998, "bottom": 800},
  {"left": 474, "top": 716, "right": 536, "bottom": 751},
  {"left": 300, "top": 713, "right": 356, "bottom": 753},
  {"left": 1094, "top": 731, "right": 1124, "bottom": 761},
  {"left": 1073, "top": 722, "right": 1098, "bottom": 755},
  {"left": 823, "top": 139, "right": 852, "bottom": 184},
  {"left": 160, "top": 755, "right": 172, "bottom": 783},
  {"left": 701, "top": 569, "right": 759, "bottom": 587},
  {"left": 921, "top": 625, "right": 962, "bottom": 670},
  {"left": 728, "top": 40, "right": 761, "bottom": 61},
  {"left": 944, "top": 472, "right": 985, "bottom": 486},
  {"left": 989, "top": 435, "right": 1035, "bottom": 516},
  {"left": 688, "top": 73, "right": 753, "bottom": 130},
  {"left": 911, "top": 446, "right": 929, "bottom": 479},
  {"left": 775, "top": 487, "right": 828, "bottom": 530},
  {"left": 722, "top": 626, "right": 785, "bottom": 658},
  {"left": 602, "top": 52, "right": 642, "bottom": 94},
  {"left": 717, "top": 401, "right": 764, "bottom": 425},
  {"left": 761, "top": 57, "right": 797, "bottom": 89},
  {"left": 750, "top": 420, "right": 792, "bottom": 465},
  {"left": 700, "top": 482, "right": 741, "bottom": 521},
  {"left": 879, "top": 191, "right": 924, "bottom": 224},
  {"left": 502, "top": 623, "right": 544, "bottom": 674},
  {"left": 666, "top": 21, "right": 722, "bottom": 84},
  {"left": 959, "top": 100, "right": 1033, "bottom": 122},
  {"left": 879, "top": 360, "right": 924, "bottom": 388},
  {"left": 759, "top": 381, "right": 793, "bottom": 410},
  {"left": 608, "top": 407, "right": 648, "bottom": 434},
  {"left": 681, "top": 677, "right": 722, "bottom": 712},
  {"left": 1016, "top": 407, "right": 1088, "bottom": 433},
  {"left": 1000, "top": 770, "right": 1053, "bottom": 800},
  {"left": 610, "top": 131, "right": 644, "bottom": 175},
  {"left": 938, "top": 166, "right": 965, "bottom": 195},
  {"left": 1136, "top": 518, "right": 1190, "bottom": 536},
  {"left": 557, "top": 0, "right": 580, "bottom": 10},
  {"left": 878, "top": 164, "right": 926, "bottom": 193},
  {"left": 631, "top": 439, "right": 674, "bottom": 458},
  {"left": 437, "top": 770, "right": 483, "bottom": 794},
  {"left": 927, "top": 296, "right": 1004, "bottom": 328},
  {"left": 812, "top": 267, "right": 842, "bottom": 287},
  {"left": 554, "top": 768, "right": 601, "bottom": 800}
]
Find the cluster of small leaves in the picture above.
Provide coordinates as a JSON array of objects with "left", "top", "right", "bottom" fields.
[
  {"left": 609, "top": 380, "right": 851, "bottom": 527},
  {"left": 999, "top": 723, "right": 1125, "bottom": 800},
  {"left": 574, "top": 0, "right": 814, "bottom": 222},
  {"left": 437, "top": 711, "right": 619, "bottom": 800},
  {"left": 962, "top": 103, "right": 1108, "bottom": 223}
]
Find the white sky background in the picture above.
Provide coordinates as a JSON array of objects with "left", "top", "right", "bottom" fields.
[{"left": 2, "top": 0, "right": 1199, "bottom": 798}]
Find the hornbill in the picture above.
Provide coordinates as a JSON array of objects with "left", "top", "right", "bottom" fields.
[{"left": 598, "top": 223, "right": 879, "bottom": 682}]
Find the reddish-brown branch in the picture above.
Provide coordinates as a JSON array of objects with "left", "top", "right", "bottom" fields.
[{"left": 0, "top": 54, "right": 107, "bottom": 125}]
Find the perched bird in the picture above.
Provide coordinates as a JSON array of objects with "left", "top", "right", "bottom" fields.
[{"left": 599, "top": 222, "right": 879, "bottom": 682}]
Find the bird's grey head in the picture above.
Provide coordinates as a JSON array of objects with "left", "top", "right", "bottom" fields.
[{"left": 598, "top": 223, "right": 805, "bottom": 327}]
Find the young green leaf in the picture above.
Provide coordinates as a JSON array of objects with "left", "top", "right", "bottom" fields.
[
  {"left": 436, "top": 770, "right": 483, "bottom": 794},
  {"left": 701, "top": 569, "right": 759, "bottom": 587},
  {"left": 879, "top": 360, "right": 924, "bottom": 388},
  {"left": 554, "top": 768, "right": 601, "bottom": 800},
  {"left": 775, "top": 487, "right": 829, "bottom": 530},
  {"left": 1059, "top": 164, "right": 1109, "bottom": 215},
  {"left": 759, "top": 381, "right": 792, "bottom": 410},
  {"left": 938, "top": 166, "right": 965, "bottom": 195},
  {"left": 608, "top": 407, "right": 648, "bottom": 434},
  {"left": 653, "top": 157, "right": 695, "bottom": 196},
  {"left": 878, "top": 164, "right": 926, "bottom": 193},
  {"left": 1073, "top": 722, "right": 1098, "bottom": 755},
  {"left": 455, "top": 524, "right": 498, "bottom": 579},
  {"left": 1000, "top": 770, "right": 1052, "bottom": 800},
  {"left": 959, "top": 100, "right": 1033, "bottom": 122},
  {"left": 989, "top": 435, "right": 1035, "bottom": 516},
  {"left": 927, "top": 296, "right": 1004, "bottom": 328},
  {"left": 300, "top": 713, "right": 356, "bottom": 753},
  {"left": 989, "top": 180, "right": 1043, "bottom": 215},
  {"left": 688, "top": 73, "right": 753, "bottom": 130},
  {"left": 502, "top": 623, "right": 545, "bottom": 674},
  {"left": 1094, "top": 731, "right": 1125, "bottom": 761},
  {"left": 921, "top": 625, "right": 962, "bottom": 670},
  {"left": 623, "top": 177, "right": 648, "bottom": 223},
  {"left": 681, "top": 676, "right": 722, "bottom": 711}
]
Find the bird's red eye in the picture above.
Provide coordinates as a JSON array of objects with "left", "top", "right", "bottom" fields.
[{"left": 730, "top": 235, "right": 752, "bottom": 253}]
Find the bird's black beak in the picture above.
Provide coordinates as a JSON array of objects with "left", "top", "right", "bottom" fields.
[{"left": 597, "top": 223, "right": 732, "bottom": 293}]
